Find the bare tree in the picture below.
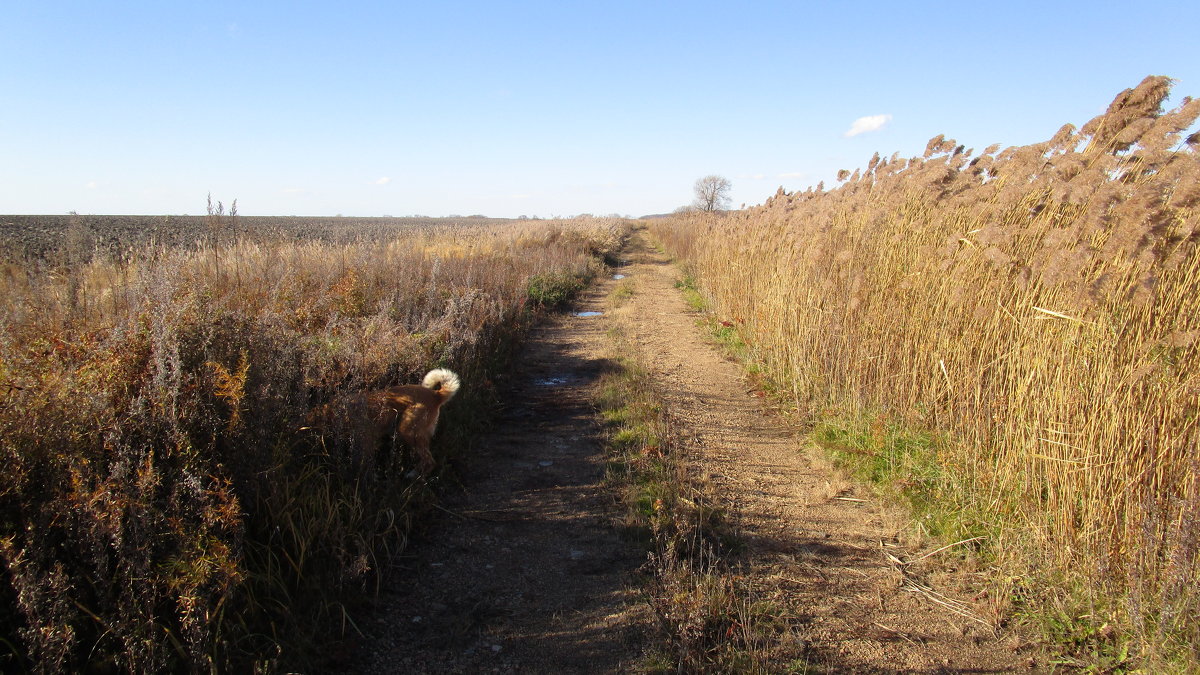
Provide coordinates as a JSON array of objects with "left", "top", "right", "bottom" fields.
[{"left": 692, "top": 175, "right": 732, "bottom": 212}]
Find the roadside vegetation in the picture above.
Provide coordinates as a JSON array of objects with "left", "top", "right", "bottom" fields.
[
  {"left": 0, "top": 206, "right": 629, "bottom": 673},
  {"left": 597, "top": 284, "right": 805, "bottom": 673},
  {"left": 649, "top": 76, "right": 1200, "bottom": 669}
]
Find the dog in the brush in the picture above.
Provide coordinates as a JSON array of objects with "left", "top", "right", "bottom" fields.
[{"left": 308, "top": 369, "right": 460, "bottom": 475}]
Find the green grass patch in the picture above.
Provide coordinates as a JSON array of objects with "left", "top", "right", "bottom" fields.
[
  {"left": 811, "top": 415, "right": 996, "bottom": 545},
  {"left": 708, "top": 321, "right": 755, "bottom": 363},
  {"left": 595, "top": 349, "right": 800, "bottom": 671},
  {"left": 1032, "top": 586, "right": 1131, "bottom": 672},
  {"left": 594, "top": 361, "right": 677, "bottom": 537},
  {"left": 669, "top": 265, "right": 758, "bottom": 365},
  {"left": 608, "top": 278, "right": 636, "bottom": 306},
  {"left": 673, "top": 269, "right": 707, "bottom": 312}
]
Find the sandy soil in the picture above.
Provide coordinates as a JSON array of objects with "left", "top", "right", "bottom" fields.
[{"left": 347, "top": 230, "right": 1039, "bottom": 673}]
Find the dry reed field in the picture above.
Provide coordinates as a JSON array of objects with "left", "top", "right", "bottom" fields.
[
  {"left": 651, "top": 76, "right": 1199, "bottom": 668},
  {"left": 0, "top": 209, "right": 629, "bottom": 672}
]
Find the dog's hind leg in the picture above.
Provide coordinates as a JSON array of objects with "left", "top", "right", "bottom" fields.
[{"left": 408, "top": 433, "right": 435, "bottom": 475}]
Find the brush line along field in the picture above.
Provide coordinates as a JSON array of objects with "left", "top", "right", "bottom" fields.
[
  {"left": 0, "top": 214, "right": 629, "bottom": 672},
  {"left": 651, "top": 76, "right": 1199, "bottom": 669}
]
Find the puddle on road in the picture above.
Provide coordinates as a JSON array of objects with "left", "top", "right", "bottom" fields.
[
  {"left": 534, "top": 376, "right": 571, "bottom": 386},
  {"left": 574, "top": 311, "right": 603, "bottom": 317}
]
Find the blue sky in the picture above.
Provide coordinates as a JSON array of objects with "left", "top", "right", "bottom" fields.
[{"left": 3, "top": 1, "right": 1198, "bottom": 218}]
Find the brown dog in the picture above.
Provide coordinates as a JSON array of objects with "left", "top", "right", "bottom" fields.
[{"left": 309, "top": 368, "right": 461, "bottom": 474}]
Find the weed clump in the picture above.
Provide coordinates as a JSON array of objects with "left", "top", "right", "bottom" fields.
[{"left": 526, "top": 269, "right": 587, "bottom": 309}]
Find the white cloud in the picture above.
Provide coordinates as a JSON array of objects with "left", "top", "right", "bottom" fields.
[
  {"left": 777, "top": 172, "right": 807, "bottom": 179},
  {"left": 844, "top": 114, "right": 893, "bottom": 137},
  {"left": 281, "top": 187, "right": 306, "bottom": 194},
  {"left": 374, "top": 177, "right": 392, "bottom": 185},
  {"left": 85, "top": 181, "right": 98, "bottom": 189}
]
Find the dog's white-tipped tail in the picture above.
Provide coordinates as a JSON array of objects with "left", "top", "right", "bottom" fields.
[{"left": 422, "top": 368, "right": 461, "bottom": 402}]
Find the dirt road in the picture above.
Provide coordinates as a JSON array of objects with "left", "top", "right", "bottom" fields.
[
  {"left": 349, "top": 230, "right": 1033, "bottom": 673},
  {"left": 348, "top": 261, "right": 649, "bottom": 673}
]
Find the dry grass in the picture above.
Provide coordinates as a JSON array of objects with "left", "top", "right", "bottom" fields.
[
  {"left": 0, "top": 210, "right": 629, "bottom": 672},
  {"left": 650, "top": 76, "right": 1200, "bottom": 668},
  {"left": 598, "top": 303, "right": 800, "bottom": 672},
  {"left": 595, "top": 356, "right": 765, "bottom": 673}
]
